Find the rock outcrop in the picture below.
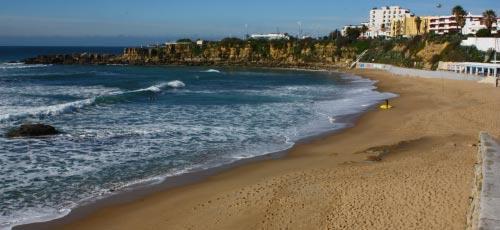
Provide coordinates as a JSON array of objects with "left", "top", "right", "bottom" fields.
[
  {"left": 24, "top": 40, "right": 354, "bottom": 69},
  {"left": 6, "top": 124, "right": 60, "bottom": 138}
]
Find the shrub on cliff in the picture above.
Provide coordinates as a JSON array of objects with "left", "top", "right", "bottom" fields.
[
  {"left": 476, "top": 29, "right": 492, "bottom": 37},
  {"left": 177, "top": 38, "right": 193, "bottom": 43},
  {"left": 220, "top": 37, "right": 245, "bottom": 46}
]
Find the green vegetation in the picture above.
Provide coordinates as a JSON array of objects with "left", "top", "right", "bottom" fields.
[
  {"left": 361, "top": 34, "right": 484, "bottom": 69},
  {"left": 476, "top": 29, "right": 492, "bottom": 37},
  {"left": 176, "top": 38, "right": 193, "bottom": 43},
  {"left": 139, "top": 32, "right": 486, "bottom": 70}
]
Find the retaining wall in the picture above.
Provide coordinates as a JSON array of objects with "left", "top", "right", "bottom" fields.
[
  {"left": 468, "top": 132, "right": 500, "bottom": 230},
  {"left": 357, "top": 63, "right": 483, "bottom": 81}
]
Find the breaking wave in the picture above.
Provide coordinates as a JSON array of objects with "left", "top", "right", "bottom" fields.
[
  {"left": 202, "top": 69, "right": 221, "bottom": 73},
  {"left": 131, "top": 81, "right": 186, "bottom": 93},
  {"left": 167, "top": 80, "right": 185, "bottom": 88},
  {"left": 0, "top": 63, "right": 52, "bottom": 70},
  {"left": 0, "top": 82, "right": 187, "bottom": 122},
  {"left": 0, "top": 98, "right": 95, "bottom": 122}
]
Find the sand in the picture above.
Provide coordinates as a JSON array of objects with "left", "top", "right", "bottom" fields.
[{"left": 28, "top": 69, "right": 500, "bottom": 230}]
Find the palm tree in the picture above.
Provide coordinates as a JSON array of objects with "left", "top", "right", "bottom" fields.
[
  {"left": 415, "top": 16, "right": 422, "bottom": 35},
  {"left": 482, "top": 10, "right": 497, "bottom": 31},
  {"left": 452, "top": 5, "right": 467, "bottom": 32}
]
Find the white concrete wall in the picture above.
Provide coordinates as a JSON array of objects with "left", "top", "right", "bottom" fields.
[
  {"left": 461, "top": 37, "right": 500, "bottom": 52},
  {"left": 476, "top": 132, "right": 500, "bottom": 229},
  {"left": 357, "top": 62, "right": 482, "bottom": 81}
]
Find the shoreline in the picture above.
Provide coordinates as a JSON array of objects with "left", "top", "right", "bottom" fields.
[
  {"left": 11, "top": 68, "right": 380, "bottom": 230},
  {"left": 15, "top": 68, "right": 500, "bottom": 229},
  {"left": 13, "top": 114, "right": 363, "bottom": 230}
]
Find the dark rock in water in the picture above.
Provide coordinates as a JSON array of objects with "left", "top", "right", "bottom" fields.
[{"left": 6, "top": 124, "right": 60, "bottom": 138}]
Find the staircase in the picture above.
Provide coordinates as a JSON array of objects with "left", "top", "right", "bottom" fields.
[{"left": 349, "top": 49, "right": 369, "bottom": 69}]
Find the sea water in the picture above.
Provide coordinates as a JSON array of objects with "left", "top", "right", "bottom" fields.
[{"left": 0, "top": 47, "right": 395, "bottom": 229}]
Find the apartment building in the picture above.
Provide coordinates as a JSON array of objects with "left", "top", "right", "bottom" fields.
[
  {"left": 367, "top": 6, "right": 413, "bottom": 37},
  {"left": 390, "top": 16, "right": 430, "bottom": 37}
]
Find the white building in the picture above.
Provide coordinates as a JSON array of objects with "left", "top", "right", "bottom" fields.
[
  {"left": 429, "top": 13, "right": 499, "bottom": 35},
  {"left": 461, "top": 37, "right": 500, "bottom": 52},
  {"left": 462, "top": 13, "right": 499, "bottom": 35},
  {"left": 250, "top": 33, "right": 290, "bottom": 40},
  {"left": 368, "top": 6, "right": 413, "bottom": 37},
  {"left": 428, "top": 15, "right": 460, "bottom": 35},
  {"left": 341, "top": 22, "right": 369, "bottom": 37},
  {"left": 462, "top": 13, "right": 486, "bottom": 35}
]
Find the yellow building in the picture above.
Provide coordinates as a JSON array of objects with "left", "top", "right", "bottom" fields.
[{"left": 390, "top": 16, "right": 430, "bottom": 37}]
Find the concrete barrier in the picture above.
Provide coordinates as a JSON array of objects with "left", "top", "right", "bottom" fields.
[
  {"left": 468, "top": 132, "right": 500, "bottom": 230},
  {"left": 357, "top": 63, "right": 483, "bottom": 81}
]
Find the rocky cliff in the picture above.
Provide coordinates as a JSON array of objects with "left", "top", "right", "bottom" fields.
[
  {"left": 24, "top": 39, "right": 357, "bottom": 69},
  {"left": 24, "top": 35, "right": 482, "bottom": 70}
]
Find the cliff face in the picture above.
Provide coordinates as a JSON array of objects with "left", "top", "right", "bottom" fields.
[
  {"left": 416, "top": 42, "right": 450, "bottom": 69},
  {"left": 121, "top": 41, "right": 348, "bottom": 67},
  {"left": 22, "top": 35, "right": 485, "bottom": 70},
  {"left": 25, "top": 40, "right": 354, "bottom": 69}
]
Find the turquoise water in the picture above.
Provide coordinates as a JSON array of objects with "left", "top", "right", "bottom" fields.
[{"left": 0, "top": 47, "right": 395, "bottom": 229}]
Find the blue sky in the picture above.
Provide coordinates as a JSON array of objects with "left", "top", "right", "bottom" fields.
[{"left": 0, "top": 0, "right": 498, "bottom": 46}]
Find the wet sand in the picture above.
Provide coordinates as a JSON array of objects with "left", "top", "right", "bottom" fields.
[{"left": 21, "top": 69, "right": 500, "bottom": 229}]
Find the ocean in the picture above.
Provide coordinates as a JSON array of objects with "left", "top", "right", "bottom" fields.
[{"left": 0, "top": 47, "right": 395, "bottom": 229}]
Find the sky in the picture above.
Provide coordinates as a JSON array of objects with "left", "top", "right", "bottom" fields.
[{"left": 0, "top": 0, "right": 499, "bottom": 46}]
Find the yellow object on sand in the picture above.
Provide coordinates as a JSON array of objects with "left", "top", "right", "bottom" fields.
[
  {"left": 380, "top": 104, "right": 393, "bottom": 109},
  {"left": 380, "top": 100, "right": 393, "bottom": 110}
]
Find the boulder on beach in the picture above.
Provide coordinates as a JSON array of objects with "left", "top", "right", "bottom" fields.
[{"left": 6, "top": 124, "right": 60, "bottom": 138}]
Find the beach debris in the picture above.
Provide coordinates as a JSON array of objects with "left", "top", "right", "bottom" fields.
[
  {"left": 379, "top": 99, "right": 393, "bottom": 110},
  {"left": 356, "top": 138, "right": 429, "bottom": 162},
  {"left": 366, "top": 155, "right": 383, "bottom": 162},
  {"left": 6, "top": 123, "right": 60, "bottom": 138}
]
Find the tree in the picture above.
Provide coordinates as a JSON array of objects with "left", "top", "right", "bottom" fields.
[
  {"left": 415, "top": 17, "right": 422, "bottom": 35},
  {"left": 476, "top": 28, "right": 492, "bottom": 37},
  {"left": 482, "top": 10, "right": 497, "bottom": 31},
  {"left": 345, "top": 27, "right": 361, "bottom": 41},
  {"left": 177, "top": 38, "right": 193, "bottom": 43},
  {"left": 452, "top": 5, "right": 467, "bottom": 32}
]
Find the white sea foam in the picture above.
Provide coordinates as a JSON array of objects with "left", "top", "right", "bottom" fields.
[
  {"left": 167, "top": 80, "right": 186, "bottom": 88},
  {"left": 0, "top": 98, "right": 95, "bottom": 122},
  {"left": 139, "top": 84, "right": 166, "bottom": 93},
  {"left": 132, "top": 81, "right": 186, "bottom": 93},
  {"left": 0, "top": 82, "right": 187, "bottom": 122},
  {"left": 202, "top": 69, "right": 221, "bottom": 73},
  {"left": 0, "top": 207, "right": 71, "bottom": 230},
  {"left": 0, "top": 63, "right": 51, "bottom": 70}
]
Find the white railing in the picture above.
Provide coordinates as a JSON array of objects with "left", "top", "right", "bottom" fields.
[{"left": 349, "top": 50, "right": 369, "bottom": 69}]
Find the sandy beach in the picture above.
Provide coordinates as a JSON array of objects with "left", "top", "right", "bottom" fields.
[{"left": 22, "top": 69, "right": 500, "bottom": 230}]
